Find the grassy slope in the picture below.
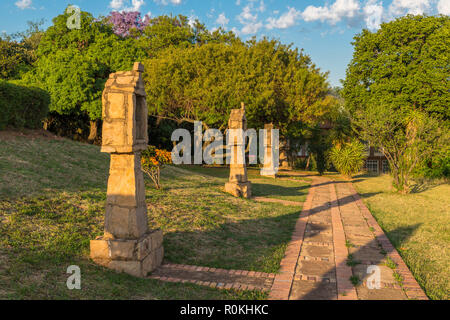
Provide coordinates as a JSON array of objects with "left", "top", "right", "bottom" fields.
[
  {"left": 352, "top": 174, "right": 449, "bottom": 300},
  {"left": 0, "top": 132, "right": 309, "bottom": 299}
]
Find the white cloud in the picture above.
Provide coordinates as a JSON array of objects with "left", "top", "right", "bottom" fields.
[
  {"left": 188, "top": 13, "right": 198, "bottom": 28},
  {"left": 259, "top": 0, "right": 266, "bottom": 13},
  {"left": 364, "top": 0, "right": 384, "bottom": 30},
  {"left": 437, "top": 0, "right": 450, "bottom": 15},
  {"left": 266, "top": 7, "right": 302, "bottom": 30},
  {"left": 110, "top": 0, "right": 123, "bottom": 10},
  {"left": 154, "top": 0, "right": 182, "bottom": 5},
  {"left": 216, "top": 13, "right": 230, "bottom": 26},
  {"left": 388, "top": 0, "right": 431, "bottom": 15},
  {"left": 131, "top": 0, "right": 145, "bottom": 11},
  {"left": 302, "top": 0, "right": 361, "bottom": 25},
  {"left": 110, "top": 0, "right": 146, "bottom": 12},
  {"left": 275, "top": 0, "right": 448, "bottom": 32},
  {"left": 237, "top": 4, "right": 263, "bottom": 34},
  {"left": 241, "top": 22, "right": 263, "bottom": 34},
  {"left": 238, "top": 5, "right": 257, "bottom": 22},
  {"left": 206, "top": 8, "right": 216, "bottom": 19},
  {"left": 15, "top": 0, "right": 33, "bottom": 10}
]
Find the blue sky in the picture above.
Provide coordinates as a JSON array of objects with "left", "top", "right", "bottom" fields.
[{"left": 1, "top": 0, "right": 449, "bottom": 86}]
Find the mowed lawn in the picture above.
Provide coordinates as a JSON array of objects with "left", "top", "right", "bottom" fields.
[
  {"left": 180, "top": 165, "right": 310, "bottom": 203},
  {"left": 0, "top": 131, "right": 309, "bottom": 300},
  {"left": 352, "top": 174, "right": 449, "bottom": 300}
]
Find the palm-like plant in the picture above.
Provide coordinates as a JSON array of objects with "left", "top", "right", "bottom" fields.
[{"left": 329, "top": 140, "right": 366, "bottom": 179}]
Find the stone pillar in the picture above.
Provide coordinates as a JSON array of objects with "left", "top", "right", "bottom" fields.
[
  {"left": 224, "top": 103, "right": 252, "bottom": 198},
  {"left": 260, "top": 123, "right": 277, "bottom": 178},
  {"left": 279, "top": 138, "right": 292, "bottom": 170},
  {"left": 90, "top": 62, "right": 164, "bottom": 277}
]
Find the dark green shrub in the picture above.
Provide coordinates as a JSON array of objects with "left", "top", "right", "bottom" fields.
[
  {"left": 308, "top": 131, "right": 329, "bottom": 175},
  {"left": 294, "top": 157, "right": 308, "bottom": 170},
  {"left": 415, "top": 148, "right": 450, "bottom": 179},
  {"left": 43, "top": 112, "right": 93, "bottom": 143},
  {"left": 0, "top": 80, "right": 50, "bottom": 130}
]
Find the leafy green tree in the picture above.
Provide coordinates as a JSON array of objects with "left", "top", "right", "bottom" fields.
[
  {"left": 354, "top": 104, "right": 446, "bottom": 193},
  {"left": 0, "top": 39, "right": 28, "bottom": 79},
  {"left": 25, "top": 8, "right": 146, "bottom": 141},
  {"left": 342, "top": 15, "right": 449, "bottom": 120},
  {"left": 144, "top": 38, "right": 334, "bottom": 135},
  {"left": 0, "top": 20, "right": 44, "bottom": 80},
  {"left": 307, "top": 125, "right": 330, "bottom": 175},
  {"left": 138, "top": 15, "right": 237, "bottom": 56},
  {"left": 343, "top": 15, "right": 450, "bottom": 191}
]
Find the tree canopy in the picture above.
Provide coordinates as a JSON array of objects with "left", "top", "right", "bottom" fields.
[
  {"left": 0, "top": 20, "right": 44, "bottom": 80},
  {"left": 144, "top": 38, "right": 334, "bottom": 134},
  {"left": 343, "top": 15, "right": 450, "bottom": 191},
  {"left": 5, "top": 7, "right": 335, "bottom": 145},
  {"left": 342, "top": 15, "right": 449, "bottom": 120},
  {"left": 25, "top": 9, "right": 146, "bottom": 122}
]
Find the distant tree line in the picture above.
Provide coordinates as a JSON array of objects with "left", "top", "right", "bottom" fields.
[{"left": 0, "top": 8, "right": 336, "bottom": 145}]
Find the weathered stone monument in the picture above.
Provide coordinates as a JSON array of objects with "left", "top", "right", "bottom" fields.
[
  {"left": 224, "top": 103, "right": 252, "bottom": 198},
  {"left": 90, "top": 62, "right": 163, "bottom": 277},
  {"left": 260, "top": 123, "right": 278, "bottom": 178},
  {"left": 279, "top": 138, "right": 292, "bottom": 170}
]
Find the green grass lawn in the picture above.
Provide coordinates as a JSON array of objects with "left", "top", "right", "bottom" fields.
[
  {"left": 0, "top": 131, "right": 309, "bottom": 299},
  {"left": 180, "top": 165, "right": 310, "bottom": 202},
  {"left": 351, "top": 174, "right": 450, "bottom": 300}
]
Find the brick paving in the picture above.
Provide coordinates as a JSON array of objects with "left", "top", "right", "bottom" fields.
[
  {"left": 147, "top": 175, "right": 427, "bottom": 300},
  {"left": 269, "top": 177, "right": 427, "bottom": 300},
  {"left": 149, "top": 264, "right": 274, "bottom": 292}
]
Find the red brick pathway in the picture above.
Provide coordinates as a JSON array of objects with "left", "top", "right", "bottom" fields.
[
  {"left": 269, "top": 177, "right": 428, "bottom": 300},
  {"left": 149, "top": 264, "right": 275, "bottom": 292}
]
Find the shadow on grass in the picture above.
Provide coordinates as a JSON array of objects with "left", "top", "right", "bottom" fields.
[
  {"left": 179, "top": 165, "right": 230, "bottom": 179},
  {"left": 285, "top": 177, "right": 418, "bottom": 299},
  {"left": 163, "top": 212, "right": 302, "bottom": 273},
  {"left": 1, "top": 196, "right": 293, "bottom": 299},
  {"left": 352, "top": 172, "right": 447, "bottom": 195},
  {"left": 252, "top": 182, "right": 309, "bottom": 200},
  {"left": 1, "top": 190, "right": 303, "bottom": 274},
  {"left": 410, "top": 179, "right": 449, "bottom": 194}
]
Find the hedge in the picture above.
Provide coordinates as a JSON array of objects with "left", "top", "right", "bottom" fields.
[{"left": 0, "top": 80, "right": 50, "bottom": 130}]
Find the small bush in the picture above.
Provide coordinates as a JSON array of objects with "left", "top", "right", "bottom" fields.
[
  {"left": 329, "top": 140, "right": 366, "bottom": 178},
  {"left": 0, "top": 80, "right": 50, "bottom": 130},
  {"left": 414, "top": 148, "right": 450, "bottom": 179},
  {"left": 141, "top": 146, "right": 172, "bottom": 189}
]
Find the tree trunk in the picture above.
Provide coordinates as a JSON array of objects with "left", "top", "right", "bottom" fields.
[
  {"left": 392, "top": 167, "right": 410, "bottom": 194},
  {"left": 88, "top": 120, "right": 98, "bottom": 143},
  {"left": 157, "top": 167, "right": 161, "bottom": 189}
]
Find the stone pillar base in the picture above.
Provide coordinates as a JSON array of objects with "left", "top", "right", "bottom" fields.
[
  {"left": 90, "top": 229, "right": 164, "bottom": 277},
  {"left": 225, "top": 181, "right": 252, "bottom": 198},
  {"left": 260, "top": 168, "right": 277, "bottom": 178}
]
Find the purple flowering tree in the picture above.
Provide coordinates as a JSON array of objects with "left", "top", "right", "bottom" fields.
[{"left": 107, "top": 11, "right": 150, "bottom": 37}]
